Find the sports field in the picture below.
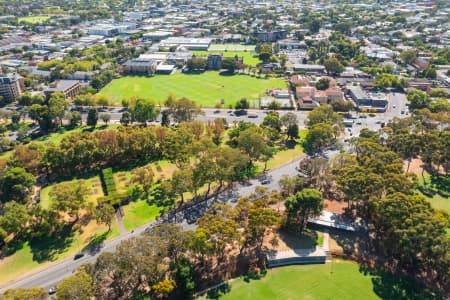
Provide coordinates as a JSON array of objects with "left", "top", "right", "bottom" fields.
[
  {"left": 208, "top": 44, "right": 255, "bottom": 52},
  {"left": 201, "top": 260, "right": 439, "bottom": 300},
  {"left": 193, "top": 51, "right": 261, "bottom": 66},
  {"left": 18, "top": 16, "right": 50, "bottom": 24},
  {"left": 99, "top": 72, "right": 286, "bottom": 107}
]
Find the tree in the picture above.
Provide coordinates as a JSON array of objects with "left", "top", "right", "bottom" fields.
[
  {"left": 130, "top": 98, "right": 159, "bottom": 125},
  {"left": 330, "top": 99, "right": 354, "bottom": 112},
  {"left": 303, "top": 123, "right": 334, "bottom": 154},
  {"left": 0, "top": 201, "right": 29, "bottom": 237},
  {"left": 165, "top": 96, "right": 202, "bottom": 123},
  {"left": 315, "top": 78, "right": 330, "bottom": 90},
  {"left": 120, "top": 111, "right": 131, "bottom": 126},
  {"left": 285, "top": 188, "right": 323, "bottom": 233},
  {"left": 131, "top": 166, "right": 154, "bottom": 194},
  {"left": 237, "top": 128, "right": 271, "bottom": 164},
  {"left": 235, "top": 98, "right": 250, "bottom": 110},
  {"left": 171, "top": 259, "right": 195, "bottom": 297},
  {"left": 56, "top": 267, "right": 94, "bottom": 300},
  {"left": 2, "top": 287, "right": 48, "bottom": 300},
  {"left": 93, "top": 204, "right": 115, "bottom": 231},
  {"left": 221, "top": 57, "right": 237, "bottom": 73},
  {"left": 48, "top": 92, "right": 67, "bottom": 127},
  {"left": 305, "top": 105, "right": 342, "bottom": 127},
  {"left": 324, "top": 56, "right": 344, "bottom": 75},
  {"left": 287, "top": 123, "right": 299, "bottom": 140},
  {"left": 278, "top": 174, "right": 304, "bottom": 196},
  {"left": 100, "top": 113, "right": 111, "bottom": 125},
  {"left": 309, "top": 19, "right": 321, "bottom": 33},
  {"left": 86, "top": 108, "right": 98, "bottom": 127},
  {"left": 186, "top": 57, "right": 207, "bottom": 71},
  {"left": 257, "top": 43, "right": 272, "bottom": 62},
  {"left": 262, "top": 112, "right": 282, "bottom": 132},
  {"left": 373, "top": 193, "right": 449, "bottom": 279},
  {"left": 67, "top": 111, "right": 82, "bottom": 128},
  {"left": 170, "top": 167, "right": 193, "bottom": 205},
  {"left": 151, "top": 279, "right": 175, "bottom": 299},
  {"left": 399, "top": 49, "right": 417, "bottom": 65},
  {"left": 407, "top": 90, "right": 431, "bottom": 110},
  {"left": 161, "top": 110, "right": 170, "bottom": 127},
  {"left": 0, "top": 167, "right": 34, "bottom": 204},
  {"left": 267, "top": 100, "right": 281, "bottom": 110},
  {"left": 50, "top": 180, "right": 88, "bottom": 222},
  {"left": 280, "top": 112, "right": 298, "bottom": 128}
]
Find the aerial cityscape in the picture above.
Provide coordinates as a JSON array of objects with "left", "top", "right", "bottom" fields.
[{"left": 0, "top": 0, "right": 449, "bottom": 299}]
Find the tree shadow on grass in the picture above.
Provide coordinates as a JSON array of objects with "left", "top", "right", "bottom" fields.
[
  {"left": 359, "top": 264, "right": 443, "bottom": 300},
  {"left": 28, "top": 223, "right": 75, "bottom": 263},
  {"left": 82, "top": 231, "right": 108, "bottom": 255},
  {"left": 285, "top": 139, "right": 297, "bottom": 149},
  {"left": 204, "top": 283, "right": 231, "bottom": 299}
]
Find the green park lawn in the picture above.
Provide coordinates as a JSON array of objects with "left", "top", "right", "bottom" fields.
[
  {"left": 193, "top": 51, "right": 261, "bottom": 66},
  {"left": 201, "top": 260, "right": 439, "bottom": 300},
  {"left": 98, "top": 72, "right": 286, "bottom": 107},
  {"left": 208, "top": 44, "right": 255, "bottom": 52},
  {"left": 18, "top": 16, "right": 50, "bottom": 24},
  {"left": 416, "top": 173, "right": 450, "bottom": 213},
  {"left": 0, "top": 220, "right": 119, "bottom": 286},
  {"left": 0, "top": 174, "right": 120, "bottom": 285},
  {"left": 122, "top": 200, "right": 163, "bottom": 231}
]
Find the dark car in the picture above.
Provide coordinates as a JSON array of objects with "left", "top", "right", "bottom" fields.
[
  {"left": 74, "top": 253, "right": 84, "bottom": 260},
  {"left": 260, "top": 179, "right": 270, "bottom": 185}
]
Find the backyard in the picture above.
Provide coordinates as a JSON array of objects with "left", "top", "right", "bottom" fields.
[
  {"left": 200, "top": 260, "right": 440, "bottom": 300},
  {"left": 98, "top": 72, "right": 286, "bottom": 107}
]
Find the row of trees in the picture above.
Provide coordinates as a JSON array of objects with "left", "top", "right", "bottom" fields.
[
  {"left": 49, "top": 192, "right": 283, "bottom": 300},
  {"left": 287, "top": 122, "right": 449, "bottom": 293}
]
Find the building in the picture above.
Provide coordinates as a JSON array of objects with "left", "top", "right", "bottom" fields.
[
  {"left": 252, "top": 30, "right": 287, "bottom": 42},
  {"left": 44, "top": 80, "right": 81, "bottom": 99},
  {"left": 88, "top": 24, "right": 119, "bottom": 37},
  {"left": 207, "top": 54, "right": 222, "bottom": 70},
  {"left": 122, "top": 59, "right": 157, "bottom": 75},
  {"left": 278, "top": 39, "right": 307, "bottom": 50},
  {"left": 0, "top": 73, "right": 24, "bottom": 104},
  {"left": 346, "top": 85, "right": 388, "bottom": 112},
  {"left": 293, "top": 64, "right": 326, "bottom": 75},
  {"left": 159, "top": 37, "right": 212, "bottom": 50},
  {"left": 142, "top": 31, "right": 174, "bottom": 41}
]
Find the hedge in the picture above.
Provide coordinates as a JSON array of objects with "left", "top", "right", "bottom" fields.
[{"left": 101, "top": 167, "right": 117, "bottom": 195}]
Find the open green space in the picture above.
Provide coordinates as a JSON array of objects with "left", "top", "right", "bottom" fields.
[
  {"left": 122, "top": 200, "right": 163, "bottom": 231},
  {"left": 208, "top": 44, "right": 255, "bottom": 52},
  {"left": 18, "top": 16, "right": 50, "bottom": 24},
  {"left": 98, "top": 72, "right": 286, "bottom": 107},
  {"left": 40, "top": 175, "right": 103, "bottom": 209},
  {"left": 0, "top": 220, "right": 119, "bottom": 286},
  {"left": 201, "top": 260, "right": 440, "bottom": 300},
  {"left": 193, "top": 51, "right": 261, "bottom": 66},
  {"left": 416, "top": 173, "right": 450, "bottom": 213}
]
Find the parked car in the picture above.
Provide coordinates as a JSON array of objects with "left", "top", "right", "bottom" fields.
[
  {"left": 74, "top": 253, "right": 84, "bottom": 260},
  {"left": 48, "top": 287, "right": 56, "bottom": 294}
]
